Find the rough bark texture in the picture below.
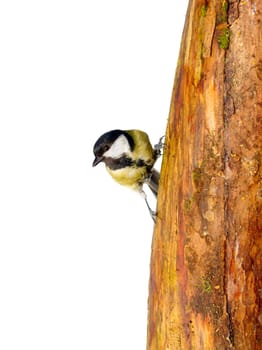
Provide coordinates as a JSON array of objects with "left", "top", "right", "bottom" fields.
[{"left": 147, "top": 0, "right": 262, "bottom": 349}]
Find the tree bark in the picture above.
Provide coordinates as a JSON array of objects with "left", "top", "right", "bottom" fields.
[{"left": 147, "top": 1, "right": 262, "bottom": 349}]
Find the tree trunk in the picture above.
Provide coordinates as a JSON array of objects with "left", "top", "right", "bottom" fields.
[{"left": 147, "top": 1, "right": 262, "bottom": 349}]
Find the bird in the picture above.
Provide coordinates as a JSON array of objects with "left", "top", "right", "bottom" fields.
[{"left": 92, "top": 129, "right": 163, "bottom": 222}]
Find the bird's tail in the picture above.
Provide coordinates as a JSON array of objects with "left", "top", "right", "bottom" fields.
[{"left": 147, "top": 168, "right": 160, "bottom": 197}]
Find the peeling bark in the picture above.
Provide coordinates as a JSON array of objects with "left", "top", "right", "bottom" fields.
[{"left": 147, "top": 0, "right": 262, "bottom": 349}]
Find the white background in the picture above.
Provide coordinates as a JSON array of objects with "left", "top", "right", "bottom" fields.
[{"left": 0, "top": 1, "right": 188, "bottom": 349}]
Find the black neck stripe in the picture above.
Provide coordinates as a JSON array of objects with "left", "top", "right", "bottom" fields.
[{"left": 105, "top": 156, "right": 151, "bottom": 171}]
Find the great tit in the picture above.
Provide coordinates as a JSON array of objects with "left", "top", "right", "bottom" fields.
[{"left": 92, "top": 129, "right": 163, "bottom": 222}]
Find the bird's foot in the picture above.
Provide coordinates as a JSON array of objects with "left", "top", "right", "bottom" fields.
[
  {"left": 154, "top": 135, "right": 165, "bottom": 158},
  {"left": 149, "top": 209, "right": 157, "bottom": 223}
]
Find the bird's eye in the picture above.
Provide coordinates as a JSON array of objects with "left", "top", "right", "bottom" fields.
[{"left": 104, "top": 145, "right": 109, "bottom": 152}]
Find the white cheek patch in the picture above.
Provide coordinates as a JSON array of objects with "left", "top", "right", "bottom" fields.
[{"left": 104, "top": 134, "right": 131, "bottom": 158}]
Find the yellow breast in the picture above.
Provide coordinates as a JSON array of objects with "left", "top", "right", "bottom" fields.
[{"left": 106, "top": 166, "right": 148, "bottom": 191}]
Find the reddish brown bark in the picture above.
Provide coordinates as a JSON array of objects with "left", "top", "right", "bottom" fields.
[{"left": 147, "top": 1, "right": 262, "bottom": 349}]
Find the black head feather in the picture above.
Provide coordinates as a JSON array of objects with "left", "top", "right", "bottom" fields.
[{"left": 92, "top": 129, "right": 134, "bottom": 166}]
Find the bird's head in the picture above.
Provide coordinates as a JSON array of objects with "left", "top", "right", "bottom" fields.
[{"left": 92, "top": 129, "right": 134, "bottom": 167}]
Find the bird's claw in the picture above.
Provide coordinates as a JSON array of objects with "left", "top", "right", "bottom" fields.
[
  {"left": 150, "top": 210, "right": 157, "bottom": 223},
  {"left": 154, "top": 135, "right": 165, "bottom": 158}
]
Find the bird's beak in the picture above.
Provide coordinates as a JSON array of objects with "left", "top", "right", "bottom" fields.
[{"left": 92, "top": 156, "right": 103, "bottom": 167}]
